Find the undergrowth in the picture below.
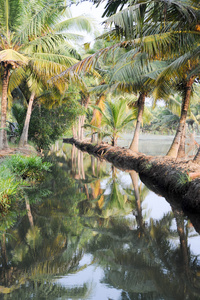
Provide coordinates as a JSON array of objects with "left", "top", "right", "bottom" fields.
[{"left": 0, "top": 155, "right": 52, "bottom": 212}]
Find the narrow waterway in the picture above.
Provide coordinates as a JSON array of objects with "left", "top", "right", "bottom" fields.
[{"left": 0, "top": 141, "right": 200, "bottom": 300}]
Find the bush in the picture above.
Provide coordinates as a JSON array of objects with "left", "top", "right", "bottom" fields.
[
  {"left": 0, "top": 155, "right": 52, "bottom": 213},
  {"left": 5, "top": 155, "right": 52, "bottom": 181},
  {"left": 0, "top": 164, "right": 19, "bottom": 211},
  {"left": 12, "top": 99, "right": 82, "bottom": 151}
]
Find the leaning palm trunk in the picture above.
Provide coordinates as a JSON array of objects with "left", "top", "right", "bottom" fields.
[
  {"left": 129, "top": 93, "right": 146, "bottom": 152},
  {"left": 167, "top": 78, "right": 194, "bottom": 158},
  {"left": 0, "top": 67, "right": 10, "bottom": 149},
  {"left": 19, "top": 91, "right": 35, "bottom": 147}
]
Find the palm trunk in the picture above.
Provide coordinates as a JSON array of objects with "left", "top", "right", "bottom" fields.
[
  {"left": 129, "top": 93, "right": 146, "bottom": 152},
  {"left": 177, "top": 123, "right": 186, "bottom": 158},
  {"left": 0, "top": 67, "right": 10, "bottom": 149},
  {"left": 72, "top": 125, "right": 77, "bottom": 139},
  {"left": 167, "top": 78, "right": 194, "bottom": 158},
  {"left": 78, "top": 116, "right": 81, "bottom": 140},
  {"left": 80, "top": 95, "right": 90, "bottom": 140},
  {"left": 19, "top": 91, "right": 35, "bottom": 147}
]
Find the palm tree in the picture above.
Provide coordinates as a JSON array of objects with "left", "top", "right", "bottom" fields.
[
  {"left": 61, "top": 0, "right": 199, "bottom": 158},
  {"left": 154, "top": 58, "right": 198, "bottom": 158},
  {"left": 103, "top": 0, "right": 200, "bottom": 157},
  {"left": 0, "top": 0, "right": 94, "bottom": 150},
  {"left": 95, "top": 97, "right": 134, "bottom": 146}
]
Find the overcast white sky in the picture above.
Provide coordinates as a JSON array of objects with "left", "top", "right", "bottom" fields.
[{"left": 71, "top": 1, "right": 106, "bottom": 44}]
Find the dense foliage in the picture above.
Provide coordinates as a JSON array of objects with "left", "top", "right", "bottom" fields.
[
  {"left": 0, "top": 155, "right": 52, "bottom": 212},
  {"left": 13, "top": 99, "right": 82, "bottom": 151}
]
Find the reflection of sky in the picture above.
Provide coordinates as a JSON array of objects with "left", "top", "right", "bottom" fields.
[
  {"left": 55, "top": 149, "right": 200, "bottom": 299},
  {"left": 143, "top": 191, "right": 172, "bottom": 221},
  {"left": 55, "top": 254, "right": 122, "bottom": 300},
  {"left": 105, "top": 167, "right": 200, "bottom": 257}
]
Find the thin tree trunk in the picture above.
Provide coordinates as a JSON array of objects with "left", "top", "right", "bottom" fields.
[
  {"left": 167, "top": 78, "right": 194, "bottom": 158},
  {"left": 80, "top": 95, "right": 90, "bottom": 140},
  {"left": 78, "top": 116, "right": 81, "bottom": 140},
  {"left": 0, "top": 67, "right": 10, "bottom": 150},
  {"left": 129, "top": 93, "right": 146, "bottom": 152},
  {"left": 19, "top": 91, "right": 35, "bottom": 147},
  {"left": 177, "top": 123, "right": 186, "bottom": 158},
  {"left": 72, "top": 125, "right": 77, "bottom": 139}
]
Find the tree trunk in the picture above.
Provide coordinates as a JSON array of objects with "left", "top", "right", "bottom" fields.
[
  {"left": 80, "top": 95, "right": 90, "bottom": 140},
  {"left": 19, "top": 91, "right": 35, "bottom": 147},
  {"left": 0, "top": 67, "right": 10, "bottom": 150},
  {"left": 129, "top": 93, "right": 146, "bottom": 152},
  {"left": 167, "top": 78, "right": 194, "bottom": 158},
  {"left": 72, "top": 125, "right": 77, "bottom": 139},
  {"left": 78, "top": 116, "right": 82, "bottom": 140},
  {"left": 177, "top": 123, "right": 186, "bottom": 158}
]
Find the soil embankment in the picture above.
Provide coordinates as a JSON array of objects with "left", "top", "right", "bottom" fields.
[{"left": 63, "top": 138, "right": 200, "bottom": 214}]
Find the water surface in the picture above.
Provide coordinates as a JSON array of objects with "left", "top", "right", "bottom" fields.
[{"left": 0, "top": 141, "right": 200, "bottom": 300}]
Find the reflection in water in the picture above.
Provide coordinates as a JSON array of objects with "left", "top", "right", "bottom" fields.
[{"left": 0, "top": 143, "right": 200, "bottom": 299}]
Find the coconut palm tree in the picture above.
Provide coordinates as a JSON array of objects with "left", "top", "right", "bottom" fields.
[
  {"left": 108, "top": 50, "right": 167, "bottom": 151},
  {"left": 60, "top": 0, "right": 199, "bottom": 157},
  {"left": 0, "top": 0, "right": 94, "bottom": 150},
  {"left": 103, "top": 0, "right": 200, "bottom": 157},
  {"left": 95, "top": 97, "right": 134, "bottom": 146}
]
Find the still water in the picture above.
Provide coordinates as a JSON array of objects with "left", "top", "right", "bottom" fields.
[{"left": 0, "top": 141, "right": 200, "bottom": 300}]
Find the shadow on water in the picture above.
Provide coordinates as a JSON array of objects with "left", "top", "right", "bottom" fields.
[{"left": 0, "top": 142, "right": 200, "bottom": 299}]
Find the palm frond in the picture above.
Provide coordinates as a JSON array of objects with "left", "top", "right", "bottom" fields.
[
  {"left": 54, "top": 16, "right": 94, "bottom": 33},
  {"left": 8, "top": 67, "right": 27, "bottom": 94}
]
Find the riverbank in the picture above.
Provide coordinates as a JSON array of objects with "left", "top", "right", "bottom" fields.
[
  {"left": 0, "top": 146, "right": 38, "bottom": 161},
  {"left": 63, "top": 137, "right": 200, "bottom": 213}
]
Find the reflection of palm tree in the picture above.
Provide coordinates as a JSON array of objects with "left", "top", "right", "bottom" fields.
[
  {"left": 98, "top": 166, "right": 133, "bottom": 218},
  {"left": 172, "top": 206, "right": 190, "bottom": 279},
  {"left": 129, "top": 171, "right": 145, "bottom": 232},
  {"left": 1, "top": 233, "right": 8, "bottom": 269}
]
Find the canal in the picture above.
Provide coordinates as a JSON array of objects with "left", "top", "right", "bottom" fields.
[{"left": 0, "top": 141, "right": 200, "bottom": 299}]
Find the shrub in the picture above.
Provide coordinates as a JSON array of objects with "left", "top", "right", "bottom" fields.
[
  {"left": 0, "top": 164, "right": 19, "bottom": 211},
  {"left": 12, "top": 99, "right": 82, "bottom": 151},
  {"left": 0, "top": 155, "right": 52, "bottom": 213},
  {"left": 5, "top": 155, "right": 52, "bottom": 181}
]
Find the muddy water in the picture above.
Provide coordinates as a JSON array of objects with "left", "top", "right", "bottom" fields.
[{"left": 0, "top": 140, "right": 200, "bottom": 300}]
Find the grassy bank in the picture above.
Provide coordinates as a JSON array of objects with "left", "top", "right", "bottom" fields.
[{"left": 0, "top": 154, "right": 51, "bottom": 213}]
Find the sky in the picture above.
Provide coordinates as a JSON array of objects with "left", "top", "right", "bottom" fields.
[{"left": 70, "top": 1, "right": 106, "bottom": 44}]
